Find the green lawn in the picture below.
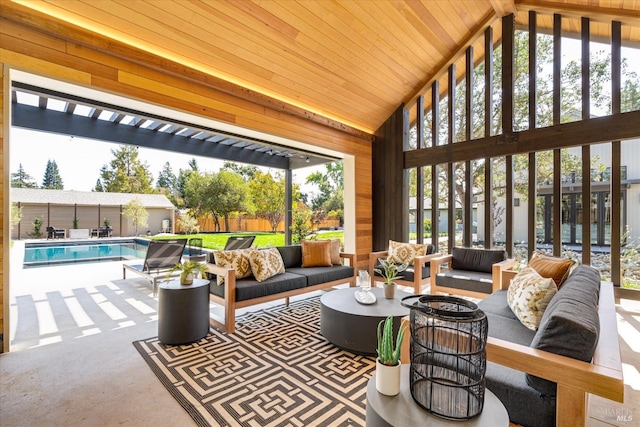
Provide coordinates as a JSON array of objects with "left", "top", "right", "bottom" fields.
[{"left": 151, "top": 231, "right": 344, "bottom": 250}]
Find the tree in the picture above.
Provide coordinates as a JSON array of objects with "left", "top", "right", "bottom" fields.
[
  {"left": 176, "top": 213, "right": 200, "bottom": 234},
  {"left": 305, "top": 162, "right": 344, "bottom": 225},
  {"left": 11, "top": 163, "right": 38, "bottom": 188},
  {"left": 10, "top": 202, "right": 23, "bottom": 234},
  {"left": 94, "top": 145, "right": 154, "bottom": 193},
  {"left": 176, "top": 158, "right": 200, "bottom": 209},
  {"left": 41, "top": 159, "right": 64, "bottom": 189},
  {"left": 184, "top": 170, "right": 252, "bottom": 232},
  {"left": 122, "top": 198, "right": 148, "bottom": 236},
  {"left": 290, "top": 202, "right": 313, "bottom": 243},
  {"left": 249, "top": 171, "right": 286, "bottom": 233},
  {"left": 222, "top": 161, "right": 258, "bottom": 181},
  {"left": 156, "top": 161, "right": 179, "bottom": 205}
]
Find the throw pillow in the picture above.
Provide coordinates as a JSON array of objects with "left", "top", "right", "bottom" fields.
[
  {"left": 386, "top": 240, "right": 427, "bottom": 266},
  {"left": 507, "top": 266, "right": 558, "bottom": 330},
  {"left": 528, "top": 251, "right": 575, "bottom": 288},
  {"left": 301, "top": 240, "right": 332, "bottom": 267},
  {"left": 213, "top": 249, "right": 253, "bottom": 285},
  {"left": 329, "top": 238, "right": 341, "bottom": 265},
  {"left": 248, "top": 247, "right": 285, "bottom": 282}
]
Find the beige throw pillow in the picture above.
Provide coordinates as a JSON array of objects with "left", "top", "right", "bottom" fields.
[
  {"left": 213, "top": 249, "right": 253, "bottom": 285},
  {"left": 248, "top": 248, "right": 285, "bottom": 282},
  {"left": 329, "top": 238, "right": 341, "bottom": 265},
  {"left": 507, "top": 266, "right": 558, "bottom": 330},
  {"left": 386, "top": 240, "right": 427, "bottom": 266}
]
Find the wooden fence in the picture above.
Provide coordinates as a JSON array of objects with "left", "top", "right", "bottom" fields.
[{"left": 174, "top": 213, "right": 340, "bottom": 234}]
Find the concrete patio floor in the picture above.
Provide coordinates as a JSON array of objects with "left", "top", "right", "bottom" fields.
[{"left": 1, "top": 240, "right": 638, "bottom": 426}]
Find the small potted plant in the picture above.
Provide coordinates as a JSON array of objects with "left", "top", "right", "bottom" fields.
[
  {"left": 170, "top": 261, "right": 208, "bottom": 285},
  {"left": 374, "top": 258, "right": 409, "bottom": 299},
  {"left": 376, "top": 315, "right": 406, "bottom": 396}
]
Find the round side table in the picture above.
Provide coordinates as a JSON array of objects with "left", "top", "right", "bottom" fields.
[
  {"left": 320, "top": 286, "right": 410, "bottom": 355},
  {"left": 158, "top": 278, "right": 210, "bottom": 345},
  {"left": 366, "top": 365, "right": 509, "bottom": 427}
]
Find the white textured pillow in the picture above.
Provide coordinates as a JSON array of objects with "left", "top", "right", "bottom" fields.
[
  {"left": 386, "top": 240, "right": 427, "bottom": 266},
  {"left": 213, "top": 249, "right": 253, "bottom": 285},
  {"left": 507, "top": 266, "right": 558, "bottom": 330},
  {"left": 248, "top": 248, "right": 285, "bottom": 282}
]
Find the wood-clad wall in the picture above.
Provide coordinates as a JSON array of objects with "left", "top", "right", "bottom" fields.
[
  {"left": 0, "top": 5, "right": 373, "bottom": 352},
  {"left": 372, "top": 105, "right": 409, "bottom": 250}
]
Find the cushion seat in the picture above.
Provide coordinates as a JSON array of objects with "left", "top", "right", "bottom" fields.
[
  {"left": 287, "top": 265, "right": 355, "bottom": 286},
  {"left": 210, "top": 271, "right": 307, "bottom": 301},
  {"left": 436, "top": 269, "right": 493, "bottom": 294}
]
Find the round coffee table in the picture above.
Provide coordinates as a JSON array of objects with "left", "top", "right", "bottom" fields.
[
  {"left": 158, "top": 278, "right": 210, "bottom": 345},
  {"left": 320, "top": 286, "right": 410, "bottom": 355},
  {"left": 366, "top": 365, "right": 510, "bottom": 426}
]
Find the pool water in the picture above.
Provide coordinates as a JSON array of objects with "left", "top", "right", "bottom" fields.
[{"left": 23, "top": 240, "right": 149, "bottom": 267}]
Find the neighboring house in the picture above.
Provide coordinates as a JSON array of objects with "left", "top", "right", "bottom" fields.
[{"left": 11, "top": 188, "right": 175, "bottom": 239}]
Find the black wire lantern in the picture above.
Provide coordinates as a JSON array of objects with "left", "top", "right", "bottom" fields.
[{"left": 402, "top": 295, "right": 488, "bottom": 420}]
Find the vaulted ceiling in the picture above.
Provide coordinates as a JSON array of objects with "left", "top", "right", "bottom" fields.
[{"left": 8, "top": 0, "right": 640, "bottom": 135}]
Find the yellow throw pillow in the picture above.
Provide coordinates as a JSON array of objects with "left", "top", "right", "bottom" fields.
[
  {"left": 528, "top": 251, "right": 575, "bottom": 288},
  {"left": 248, "top": 248, "right": 285, "bottom": 282},
  {"left": 507, "top": 266, "right": 558, "bottom": 330},
  {"left": 301, "top": 240, "right": 332, "bottom": 267},
  {"left": 386, "top": 240, "right": 427, "bottom": 266},
  {"left": 213, "top": 249, "right": 253, "bottom": 285}
]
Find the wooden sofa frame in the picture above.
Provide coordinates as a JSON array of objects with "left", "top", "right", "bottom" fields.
[
  {"left": 368, "top": 250, "right": 441, "bottom": 294},
  {"left": 429, "top": 253, "right": 516, "bottom": 299},
  {"left": 400, "top": 270, "right": 624, "bottom": 427},
  {"left": 207, "top": 252, "right": 356, "bottom": 333}
]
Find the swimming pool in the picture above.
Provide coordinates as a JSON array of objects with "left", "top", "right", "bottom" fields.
[{"left": 23, "top": 239, "right": 150, "bottom": 268}]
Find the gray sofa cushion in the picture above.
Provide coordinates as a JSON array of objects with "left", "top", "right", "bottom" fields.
[
  {"left": 451, "top": 247, "right": 507, "bottom": 273},
  {"left": 436, "top": 269, "right": 493, "bottom": 294},
  {"left": 486, "top": 362, "right": 556, "bottom": 427},
  {"left": 526, "top": 264, "right": 601, "bottom": 396},
  {"left": 287, "top": 265, "right": 354, "bottom": 286},
  {"left": 209, "top": 271, "right": 307, "bottom": 301},
  {"left": 480, "top": 291, "right": 537, "bottom": 347}
]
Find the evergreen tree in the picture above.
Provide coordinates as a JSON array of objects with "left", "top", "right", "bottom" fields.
[
  {"left": 94, "top": 145, "right": 154, "bottom": 193},
  {"left": 156, "top": 161, "right": 177, "bottom": 192},
  {"left": 11, "top": 163, "right": 38, "bottom": 188},
  {"left": 41, "top": 159, "right": 64, "bottom": 189}
]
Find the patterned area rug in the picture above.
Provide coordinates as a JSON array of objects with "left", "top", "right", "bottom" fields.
[{"left": 133, "top": 296, "right": 375, "bottom": 427}]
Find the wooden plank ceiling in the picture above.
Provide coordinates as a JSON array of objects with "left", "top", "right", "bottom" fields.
[{"left": 10, "top": 0, "right": 640, "bottom": 135}]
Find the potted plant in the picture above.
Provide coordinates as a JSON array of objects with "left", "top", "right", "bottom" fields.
[
  {"left": 170, "top": 261, "right": 208, "bottom": 285},
  {"left": 376, "top": 315, "right": 406, "bottom": 396},
  {"left": 374, "top": 258, "right": 408, "bottom": 299}
]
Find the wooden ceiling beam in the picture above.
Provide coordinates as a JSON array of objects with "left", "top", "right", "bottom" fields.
[
  {"left": 403, "top": 8, "right": 500, "bottom": 110},
  {"left": 490, "top": 0, "right": 517, "bottom": 18},
  {"left": 514, "top": 0, "right": 640, "bottom": 27}
]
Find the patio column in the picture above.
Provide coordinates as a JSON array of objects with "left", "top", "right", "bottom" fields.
[{"left": 285, "top": 169, "right": 292, "bottom": 245}]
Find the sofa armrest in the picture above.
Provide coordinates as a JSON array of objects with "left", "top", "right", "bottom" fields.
[
  {"left": 339, "top": 252, "right": 355, "bottom": 266},
  {"left": 368, "top": 250, "right": 388, "bottom": 279},
  {"left": 501, "top": 269, "right": 518, "bottom": 289},
  {"left": 492, "top": 258, "right": 517, "bottom": 292},
  {"left": 429, "top": 254, "right": 452, "bottom": 274}
]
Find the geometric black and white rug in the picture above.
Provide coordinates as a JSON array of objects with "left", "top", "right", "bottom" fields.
[{"left": 133, "top": 296, "right": 375, "bottom": 427}]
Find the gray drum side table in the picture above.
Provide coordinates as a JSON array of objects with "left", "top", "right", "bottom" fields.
[
  {"left": 158, "top": 278, "right": 210, "bottom": 345},
  {"left": 366, "top": 365, "right": 509, "bottom": 427}
]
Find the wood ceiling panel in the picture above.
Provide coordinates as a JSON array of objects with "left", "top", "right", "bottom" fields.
[{"left": 8, "top": 0, "right": 639, "bottom": 135}]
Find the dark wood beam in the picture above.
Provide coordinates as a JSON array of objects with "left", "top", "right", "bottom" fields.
[
  {"left": 464, "top": 46, "right": 473, "bottom": 247},
  {"left": 553, "top": 14, "right": 562, "bottom": 256},
  {"left": 431, "top": 82, "right": 440, "bottom": 250},
  {"left": 581, "top": 17, "right": 592, "bottom": 265},
  {"left": 405, "top": 109, "right": 640, "bottom": 168},
  {"left": 527, "top": 11, "right": 538, "bottom": 259},
  {"left": 416, "top": 96, "right": 425, "bottom": 244},
  {"left": 448, "top": 65, "right": 456, "bottom": 252},
  {"left": 611, "top": 21, "right": 622, "bottom": 286},
  {"left": 484, "top": 26, "right": 494, "bottom": 249}
]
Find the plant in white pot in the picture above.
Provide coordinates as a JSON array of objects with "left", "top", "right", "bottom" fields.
[
  {"left": 170, "top": 261, "right": 208, "bottom": 285},
  {"left": 374, "top": 258, "right": 408, "bottom": 299},
  {"left": 376, "top": 315, "right": 406, "bottom": 396}
]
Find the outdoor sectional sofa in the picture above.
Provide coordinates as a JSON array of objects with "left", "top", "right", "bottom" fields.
[
  {"left": 402, "top": 263, "right": 624, "bottom": 427},
  {"left": 206, "top": 244, "right": 356, "bottom": 333}
]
